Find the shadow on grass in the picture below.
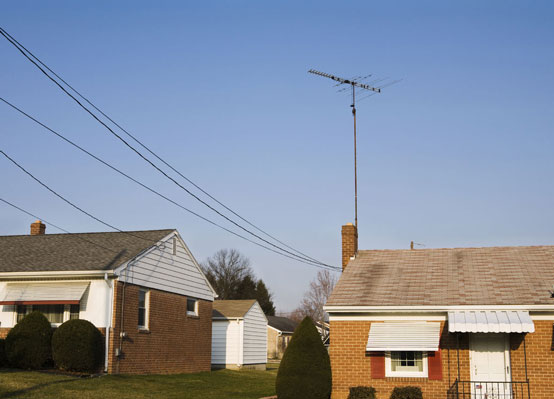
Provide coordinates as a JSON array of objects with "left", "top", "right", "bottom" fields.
[{"left": 0, "top": 372, "right": 78, "bottom": 399}]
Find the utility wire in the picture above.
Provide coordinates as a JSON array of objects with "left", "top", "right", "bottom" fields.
[
  {"left": 0, "top": 197, "right": 119, "bottom": 254},
  {"left": 0, "top": 26, "right": 328, "bottom": 268},
  {"left": 0, "top": 106, "right": 339, "bottom": 271}
]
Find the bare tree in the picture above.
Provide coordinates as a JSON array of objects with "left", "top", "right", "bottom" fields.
[
  {"left": 200, "top": 249, "right": 253, "bottom": 300},
  {"left": 292, "top": 270, "right": 338, "bottom": 325}
]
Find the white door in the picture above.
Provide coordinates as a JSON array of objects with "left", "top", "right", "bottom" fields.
[{"left": 470, "top": 334, "right": 511, "bottom": 399}]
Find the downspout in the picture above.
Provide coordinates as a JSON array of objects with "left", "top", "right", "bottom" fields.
[
  {"left": 237, "top": 318, "right": 243, "bottom": 367},
  {"left": 104, "top": 273, "right": 113, "bottom": 372}
]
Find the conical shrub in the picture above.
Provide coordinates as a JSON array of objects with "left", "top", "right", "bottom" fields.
[
  {"left": 5, "top": 311, "right": 52, "bottom": 369},
  {"left": 276, "top": 316, "right": 332, "bottom": 399}
]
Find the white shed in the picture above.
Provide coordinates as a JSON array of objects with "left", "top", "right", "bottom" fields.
[{"left": 211, "top": 299, "right": 268, "bottom": 370}]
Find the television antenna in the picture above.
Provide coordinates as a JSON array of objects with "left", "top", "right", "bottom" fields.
[{"left": 308, "top": 69, "right": 399, "bottom": 228}]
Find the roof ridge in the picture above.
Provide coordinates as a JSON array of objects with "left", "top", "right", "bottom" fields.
[
  {"left": 359, "top": 244, "right": 554, "bottom": 252},
  {"left": 0, "top": 228, "right": 176, "bottom": 238}
]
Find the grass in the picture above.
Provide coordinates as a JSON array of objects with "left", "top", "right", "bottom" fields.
[{"left": 0, "top": 366, "right": 278, "bottom": 399}]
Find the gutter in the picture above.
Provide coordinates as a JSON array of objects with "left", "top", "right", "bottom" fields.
[
  {"left": 0, "top": 270, "right": 115, "bottom": 279},
  {"left": 324, "top": 304, "right": 554, "bottom": 313}
]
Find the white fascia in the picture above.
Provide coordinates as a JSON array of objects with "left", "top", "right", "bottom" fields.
[
  {"left": 324, "top": 304, "right": 554, "bottom": 313},
  {"left": 0, "top": 270, "right": 116, "bottom": 280}
]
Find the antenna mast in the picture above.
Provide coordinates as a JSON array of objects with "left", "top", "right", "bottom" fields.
[{"left": 308, "top": 69, "right": 381, "bottom": 229}]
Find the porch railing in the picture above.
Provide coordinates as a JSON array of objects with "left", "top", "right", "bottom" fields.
[{"left": 448, "top": 379, "right": 531, "bottom": 399}]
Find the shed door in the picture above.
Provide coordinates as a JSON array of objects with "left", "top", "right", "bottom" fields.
[{"left": 470, "top": 333, "right": 511, "bottom": 399}]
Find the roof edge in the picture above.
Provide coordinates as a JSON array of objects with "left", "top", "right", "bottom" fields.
[{"left": 324, "top": 304, "right": 554, "bottom": 313}]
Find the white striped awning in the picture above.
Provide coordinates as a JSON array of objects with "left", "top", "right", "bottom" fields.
[
  {"left": 366, "top": 322, "right": 441, "bottom": 351},
  {"left": 0, "top": 282, "right": 90, "bottom": 305},
  {"left": 448, "top": 310, "right": 535, "bottom": 333}
]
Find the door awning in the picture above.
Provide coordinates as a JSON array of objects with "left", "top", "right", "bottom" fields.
[
  {"left": 0, "top": 282, "right": 90, "bottom": 305},
  {"left": 366, "top": 322, "right": 441, "bottom": 351},
  {"left": 448, "top": 310, "right": 535, "bottom": 333}
]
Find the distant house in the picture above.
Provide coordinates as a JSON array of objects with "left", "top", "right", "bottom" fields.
[
  {"left": 267, "top": 315, "right": 298, "bottom": 359},
  {"left": 0, "top": 221, "right": 216, "bottom": 374},
  {"left": 324, "top": 223, "right": 554, "bottom": 399},
  {"left": 212, "top": 299, "right": 267, "bottom": 370}
]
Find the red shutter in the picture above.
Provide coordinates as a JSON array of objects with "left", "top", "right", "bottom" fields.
[
  {"left": 370, "top": 352, "right": 385, "bottom": 379},
  {"left": 428, "top": 349, "right": 443, "bottom": 380}
]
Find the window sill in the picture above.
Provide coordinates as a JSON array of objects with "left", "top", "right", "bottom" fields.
[
  {"left": 138, "top": 328, "right": 151, "bottom": 334},
  {"left": 187, "top": 314, "right": 200, "bottom": 319}
]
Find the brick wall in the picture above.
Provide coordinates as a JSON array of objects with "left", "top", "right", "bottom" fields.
[
  {"left": 329, "top": 320, "right": 554, "bottom": 399},
  {"left": 107, "top": 281, "right": 212, "bottom": 374}
]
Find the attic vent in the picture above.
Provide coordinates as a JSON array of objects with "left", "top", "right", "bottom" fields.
[{"left": 172, "top": 237, "right": 177, "bottom": 255}]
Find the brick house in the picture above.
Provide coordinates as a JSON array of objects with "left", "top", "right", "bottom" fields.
[
  {"left": 0, "top": 221, "right": 216, "bottom": 374},
  {"left": 325, "top": 223, "right": 554, "bottom": 399}
]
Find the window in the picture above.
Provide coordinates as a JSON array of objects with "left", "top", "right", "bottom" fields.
[
  {"left": 16, "top": 304, "right": 79, "bottom": 325},
  {"left": 138, "top": 289, "right": 149, "bottom": 329},
  {"left": 186, "top": 298, "right": 198, "bottom": 316},
  {"left": 385, "top": 351, "right": 428, "bottom": 378}
]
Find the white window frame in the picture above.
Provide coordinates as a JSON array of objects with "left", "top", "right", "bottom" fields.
[
  {"left": 138, "top": 289, "right": 150, "bottom": 330},
  {"left": 385, "top": 351, "right": 428, "bottom": 378},
  {"left": 14, "top": 304, "right": 79, "bottom": 327},
  {"left": 186, "top": 298, "right": 198, "bottom": 317}
]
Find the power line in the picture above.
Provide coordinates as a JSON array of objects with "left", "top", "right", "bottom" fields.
[
  {"left": 0, "top": 26, "right": 328, "bottom": 268},
  {"left": 0, "top": 112, "right": 339, "bottom": 271},
  {"left": 0, "top": 197, "right": 119, "bottom": 254}
]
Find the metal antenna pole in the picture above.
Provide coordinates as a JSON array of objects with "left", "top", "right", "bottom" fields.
[
  {"left": 352, "top": 84, "right": 358, "bottom": 228},
  {"left": 308, "top": 69, "right": 382, "bottom": 229}
]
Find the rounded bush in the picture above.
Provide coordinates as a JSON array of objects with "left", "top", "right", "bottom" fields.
[
  {"left": 5, "top": 311, "right": 52, "bottom": 369},
  {"left": 390, "top": 386, "right": 423, "bottom": 399},
  {"left": 52, "top": 319, "right": 103, "bottom": 372},
  {"left": 348, "top": 386, "right": 377, "bottom": 399},
  {"left": 0, "top": 339, "right": 7, "bottom": 368},
  {"left": 276, "top": 316, "right": 331, "bottom": 399}
]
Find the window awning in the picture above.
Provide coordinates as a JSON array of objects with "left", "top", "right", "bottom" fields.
[
  {"left": 0, "top": 282, "right": 90, "bottom": 305},
  {"left": 448, "top": 310, "right": 535, "bottom": 333},
  {"left": 366, "top": 322, "right": 441, "bottom": 351}
]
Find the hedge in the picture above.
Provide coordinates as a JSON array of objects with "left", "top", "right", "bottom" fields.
[
  {"left": 348, "top": 386, "right": 377, "bottom": 399},
  {"left": 390, "top": 386, "right": 423, "bottom": 399},
  {"left": 52, "top": 319, "right": 103, "bottom": 372},
  {"left": 5, "top": 311, "right": 52, "bottom": 369}
]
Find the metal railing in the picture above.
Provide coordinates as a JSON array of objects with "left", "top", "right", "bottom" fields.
[{"left": 448, "top": 379, "right": 531, "bottom": 399}]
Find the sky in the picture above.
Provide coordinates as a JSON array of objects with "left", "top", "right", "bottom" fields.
[{"left": 1, "top": 1, "right": 554, "bottom": 312}]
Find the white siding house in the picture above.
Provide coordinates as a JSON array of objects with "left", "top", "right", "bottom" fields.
[{"left": 212, "top": 299, "right": 267, "bottom": 370}]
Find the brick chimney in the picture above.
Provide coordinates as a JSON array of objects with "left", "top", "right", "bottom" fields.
[
  {"left": 30, "top": 220, "right": 46, "bottom": 235},
  {"left": 341, "top": 223, "right": 358, "bottom": 271}
]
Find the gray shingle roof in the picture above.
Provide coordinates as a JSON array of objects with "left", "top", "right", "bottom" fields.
[
  {"left": 327, "top": 246, "right": 554, "bottom": 307},
  {"left": 267, "top": 316, "right": 298, "bottom": 333},
  {"left": 212, "top": 299, "right": 256, "bottom": 319},
  {"left": 0, "top": 229, "right": 175, "bottom": 273}
]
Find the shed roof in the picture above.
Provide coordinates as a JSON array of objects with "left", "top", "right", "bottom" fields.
[
  {"left": 267, "top": 316, "right": 298, "bottom": 333},
  {"left": 0, "top": 229, "right": 174, "bottom": 273},
  {"left": 327, "top": 245, "right": 554, "bottom": 307},
  {"left": 212, "top": 299, "right": 257, "bottom": 319}
]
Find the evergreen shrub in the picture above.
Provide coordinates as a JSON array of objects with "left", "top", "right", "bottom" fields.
[
  {"left": 390, "top": 386, "right": 423, "bottom": 399},
  {"left": 52, "top": 319, "right": 103, "bottom": 372},
  {"left": 348, "top": 386, "right": 377, "bottom": 399},
  {"left": 5, "top": 311, "right": 52, "bottom": 369},
  {"left": 276, "top": 316, "right": 331, "bottom": 399}
]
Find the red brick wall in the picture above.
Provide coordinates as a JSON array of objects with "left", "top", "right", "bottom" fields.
[
  {"left": 107, "top": 281, "right": 212, "bottom": 374},
  {"left": 329, "top": 320, "right": 554, "bottom": 399}
]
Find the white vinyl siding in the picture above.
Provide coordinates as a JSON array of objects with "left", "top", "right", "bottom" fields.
[
  {"left": 115, "top": 233, "right": 215, "bottom": 301},
  {"left": 212, "top": 320, "right": 241, "bottom": 365},
  {"left": 242, "top": 302, "right": 268, "bottom": 365}
]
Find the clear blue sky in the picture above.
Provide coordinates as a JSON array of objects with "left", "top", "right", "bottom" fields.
[{"left": 2, "top": 1, "right": 553, "bottom": 312}]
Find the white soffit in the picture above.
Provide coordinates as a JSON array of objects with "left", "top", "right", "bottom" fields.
[
  {"left": 448, "top": 310, "right": 535, "bottom": 333},
  {"left": 0, "top": 282, "right": 90, "bottom": 305},
  {"left": 366, "top": 322, "right": 441, "bottom": 351}
]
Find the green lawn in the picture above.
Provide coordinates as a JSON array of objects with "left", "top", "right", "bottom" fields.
[{"left": 0, "top": 367, "right": 278, "bottom": 399}]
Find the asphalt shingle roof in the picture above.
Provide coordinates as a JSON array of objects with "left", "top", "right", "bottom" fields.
[
  {"left": 327, "top": 246, "right": 554, "bottom": 307},
  {"left": 267, "top": 316, "right": 298, "bottom": 333},
  {"left": 0, "top": 229, "right": 175, "bottom": 273},
  {"left": 212, "top": 299, "right": 256, "bottom": 319}
]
